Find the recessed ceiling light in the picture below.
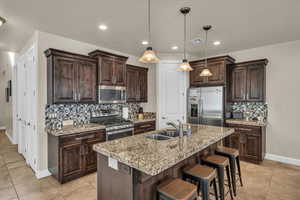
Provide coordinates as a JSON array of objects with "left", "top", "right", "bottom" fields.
[
  {"left": 98, "top": 24, "right": 108, "bottom": 31},
  {"left": 213, "top": 41, "right": 221, "bottom": 46},
  {"left": 0, "top": 17, "right": 6, "bottom": 27},
  {"left": 142, "top": 40, "right": 149, "bottom": 45},
  {"left": 172, "top": 46, "right": 179, "bottom": 50}
]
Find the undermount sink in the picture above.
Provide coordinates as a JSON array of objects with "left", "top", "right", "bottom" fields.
[
  {"left": 146, "top": 129, "right": 190, "bottom": 141},
  {"left": 146, "top": 134, "right": 171, "bottom": 141}
]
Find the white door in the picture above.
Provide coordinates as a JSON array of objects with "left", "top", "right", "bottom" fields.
[{"left": 157, "top": 61, "right": 187, "bottom": 129}]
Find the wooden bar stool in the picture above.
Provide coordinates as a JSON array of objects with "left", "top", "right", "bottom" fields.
[
  {"left": 202, "top": 155, "right": 234, "bottom": 200},
  {"left": 157, "top": 178, "right": 198, "bottom": 200},
  {"left": 183, "top": 164, "right": 219, "bottom": 200},
  {"left": 215, "top": 146, "right": 243, "bottom": 196}
]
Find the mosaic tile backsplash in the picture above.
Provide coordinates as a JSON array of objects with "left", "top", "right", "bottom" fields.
[
  {"left": 45, "top": 103, "right": 142, "bottom": 129},
  {"left": 229, "top": 102, "right": 268, "bottom": 120}
]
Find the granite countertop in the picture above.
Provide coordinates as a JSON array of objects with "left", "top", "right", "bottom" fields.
[
  {"left": 226, "top": 119, "right": 267, "bottom": 127},
  {"left": 48, "top": 123, "right": 106, "bottom": 136},
  {"left": 93, "top": 124, "right": 234, "bottom": 176},
  {"left": 130, "top": 118, "right": 156, "bottom": 124}
]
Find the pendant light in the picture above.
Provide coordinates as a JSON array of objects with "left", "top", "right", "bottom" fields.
[
  {"left": 178, "top": 7, "right": 193, "bottom": 71},
  {"left": 139, "top": 0, "right": 159, "bottom": 63},
  {"left": 200, "top": 25, "right": 213, "bottom": 77}
]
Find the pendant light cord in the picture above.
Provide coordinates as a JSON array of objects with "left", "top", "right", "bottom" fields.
[
  {"left": 184, "top": 13, "right": 187, "bottom": 60},
  {"left": 205, "top": 29, "right": 208, "bottom": 68},
  {"left": 148, "top": 0, "right": 151, "bottom": 45}
]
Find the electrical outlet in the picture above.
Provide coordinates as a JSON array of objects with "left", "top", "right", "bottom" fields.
[{"left": 63, "top": 120, "right": 74, "bottom": 126}]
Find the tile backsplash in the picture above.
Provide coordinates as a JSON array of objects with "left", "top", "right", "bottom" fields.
[
  {"left": 228, "top": 102, "right": 268, "bottom": 120},
  {"left": 45, "top": 103, "right": 142, "bottom": 129}
]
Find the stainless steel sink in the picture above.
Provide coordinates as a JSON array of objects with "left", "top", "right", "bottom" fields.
[
  {"left": 158, "top": 129, "right": 179, "bottom": 137},
  {"left": 146, "top": 134, "right": 171, "bottom": 141}
]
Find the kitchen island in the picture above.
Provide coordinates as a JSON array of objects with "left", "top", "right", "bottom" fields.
[{"left": 93, "top": 124, "right": 234, "bottom": 200}]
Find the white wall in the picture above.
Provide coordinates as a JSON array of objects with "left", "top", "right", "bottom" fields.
[
  {"left": 0, "top": 51, "right": 14, "bottom": 141},
  {"left": 221, "top": 40, "right": 300, "bottom": 161}
]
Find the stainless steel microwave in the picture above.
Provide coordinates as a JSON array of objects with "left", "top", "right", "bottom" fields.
[{"left": 98, "top": 86, "right": 126, "bottom": 104}]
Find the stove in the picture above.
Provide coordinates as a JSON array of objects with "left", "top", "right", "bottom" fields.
[{"left": 90, "top": 115, "right": 134, "bottom": 140}]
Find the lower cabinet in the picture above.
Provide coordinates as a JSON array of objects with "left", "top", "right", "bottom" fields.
[
  {"left": 48, "top": 129, "right": 106, "bottom": 183},
  {"left": 225, "top": 124, "right": 266, "bottom": 164},
  {"left": 134, "top": 121, "right": 156, "bottom": 135}
]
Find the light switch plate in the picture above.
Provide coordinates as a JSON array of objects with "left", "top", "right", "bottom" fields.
[
  {"left": 108, "top": 157, "right": 118, "bottom": 170},
  {"left": 63, "top": 120, "right": 74, "bottom": 126}
]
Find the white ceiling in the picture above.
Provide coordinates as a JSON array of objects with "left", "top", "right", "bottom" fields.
[{"left": 0, "top": 0, "right": 300, "bottom": 57}]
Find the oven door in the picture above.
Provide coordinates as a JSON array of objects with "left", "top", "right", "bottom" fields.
[
  {"left": 106, "top": 128, "right": 134, "bottom": 141},
  {"left": 99, "top": 86, "right": 126, "bottom": 104}
]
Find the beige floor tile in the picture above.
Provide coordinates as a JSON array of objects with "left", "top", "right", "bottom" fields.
[
  {"left": 57, "top": 178, "right": 91, "bottom": 196},
  {"left": 6, "top": 160, "right": 27, "bottom": 170},
  {"left": 3, "top": 151, "right": 24, "bottom": 164},
  {"left": 0, "top": 186, "right": 18, "bottom": 200},
  {"left": 0, "top": 167, "right": 13, "bottom": 190},
  {"left": 9, "top": 165, "right": 36, "bottom": 185},
  {"left": 63, "top": 185, "right": 96, "bottom": 200}
]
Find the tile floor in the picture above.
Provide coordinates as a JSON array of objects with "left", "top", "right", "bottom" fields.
[{"left": 1, "top": 130, "right": 300, "bottom": 200}]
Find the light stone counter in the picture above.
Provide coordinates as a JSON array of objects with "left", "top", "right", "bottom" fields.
[
  {"left": 93, "top": 124, "right": 234, "bottom": 176},
  {"left": 226, "top": 119, "right": 267, "bottom": 127},
  {"left": 48, "top": 123, "right": 105, "bottom": 136}
]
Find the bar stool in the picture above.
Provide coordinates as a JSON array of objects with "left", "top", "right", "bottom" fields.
[
  {"left": 215, "top": 146, "right": 243, "bottom": 196},
  {"left": 183, "top": 164, "right": 219, "bottom": 200},
  {"left": 157, "top": 178, "right": 198, "bottom": 200},
  {"left": 202, "top": 155, "right": 234, "bottom": 200}
]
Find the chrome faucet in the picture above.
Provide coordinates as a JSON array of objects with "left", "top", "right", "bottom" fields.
[{"left": 166, "top": 120, "right": 184, "bottom": 138}]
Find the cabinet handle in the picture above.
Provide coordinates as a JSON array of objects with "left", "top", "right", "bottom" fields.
[
  {"left": 237, "top": 128, "right": 252, "bottom": 132},
  {"left": 140, "top": 125, "right": 152, "bottom": 128},
  {"left": 75, "top": 135, "right": 95, "bottom": 141},
  {"left": 74, "top": 92, "right": 77, "bottom": 101},
  {"left": 78, "top": 93, "right": 81, "bottom": 101}
]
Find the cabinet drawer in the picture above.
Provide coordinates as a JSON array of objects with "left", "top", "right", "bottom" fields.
[
  {"left": 227, "top": 124, "right": 260, "bottom": 134},
  {"left": 60, "top": 130, "right": 106, "bottom": 146},
  {"left": 134, "top": 121, "right": 156, "bottom": 135}
]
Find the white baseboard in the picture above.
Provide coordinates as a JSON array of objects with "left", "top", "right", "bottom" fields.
[
  {"left": 5, "top": 129, "right": 16, "bottom": 144},
  {"left": 265, "top": 153, "right": 300, "bottom": 166},
  {"left": 36, "top": 169, "right": 51, "bottom": 179},
  {"left": 0, "top": 126, "right": 6, "bottom": 130}
]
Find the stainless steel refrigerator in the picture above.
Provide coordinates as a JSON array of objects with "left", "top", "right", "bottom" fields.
[{"left": 187, "top": 86, "right": 224, "bottom": 126}]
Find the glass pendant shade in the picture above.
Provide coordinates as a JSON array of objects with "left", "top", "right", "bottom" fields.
[
  {"left": 200, "top": 68, "right": 213, "bottom": 77},
  {"left": 139, "top": 47, "right": 159, "bottom": 63},
  {"left": 178, "top": 59, "right": 193, "bottom": 71}
]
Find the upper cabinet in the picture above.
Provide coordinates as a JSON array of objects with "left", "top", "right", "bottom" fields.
[
  {"left": 45, "top": 49, "right": 97, "bottom": 104},
  {"left": 189, "top": 56, "right": 235, "bottom": 87},
  {"left": 126, "top": 65, "right": 148, "bottom": 103},
  {"left": 229, "top": 59, "right": 268, "bottom": 102},
  {"left": 88, "top": 50, "right": 128, "bottom": 86}
]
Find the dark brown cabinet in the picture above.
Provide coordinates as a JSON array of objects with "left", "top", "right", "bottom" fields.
[
  {"left": 225, "top": 124, "right": 266, "bottom": 164},
  {"left": 126, "top": 65, "right": 148, "bottom": 103},
  {"left": 190, "top": 56, "right": 235, "bottom": 87},
  {"left": 229, "top": 59, "right": 268, "bottom": 102},
  {"left": 45, "top": 49, "right": 97, "bottom": 104},
  {"left": 89, "top": 50, "right": 128, "bottom": 86},
  {"left": 48, "top": 129, "right": 106, "bottom": 183},
  {"left": 134, "top": 120, "right": 156, "bottom": 135}
]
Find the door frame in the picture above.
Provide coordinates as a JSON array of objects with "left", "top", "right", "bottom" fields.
[{"left": 156, "top": 60, "right": 188, "bottom": 129}]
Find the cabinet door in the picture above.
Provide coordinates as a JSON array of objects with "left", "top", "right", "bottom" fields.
[
  {"left": 231, "top": 67, "right": 247, "bottom": 101},
  {"left": 207, "top": 61, "right": 225, "bottom": 84},
  {"left": 60, "top": 143, "right": 83, "bottom": 180},
  {"left": 126, "top": 67, "right": 139, "bottom": 102},
  {"left": 99, "top": 56, "right": 114, "bottom": 85},
  {"left": 229, "top": 132, "right": 240, "bottom": 150},
  {"left": 84, "top": 138, "right": 105, "bottom": 173},
  {"left": 139, "top": 69, "right": 148, "bottom": 102},
  {"left": 247, "top": 65, "right": 265, "bottom": 101},
  {"left": 243, "top": 133, "right": 260, "bottom": 161},
  {"left": 77, "top": 61, "right": 97, "bottom": 103},
  {"left": 190, "top": 64, "right": 206, "bottom": 86},
  {"left": 114, "top": 59, "right": 126, "bottom": 86},
  {"left": 53, "top": 56, "right": 77, "bottom": 103}
]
